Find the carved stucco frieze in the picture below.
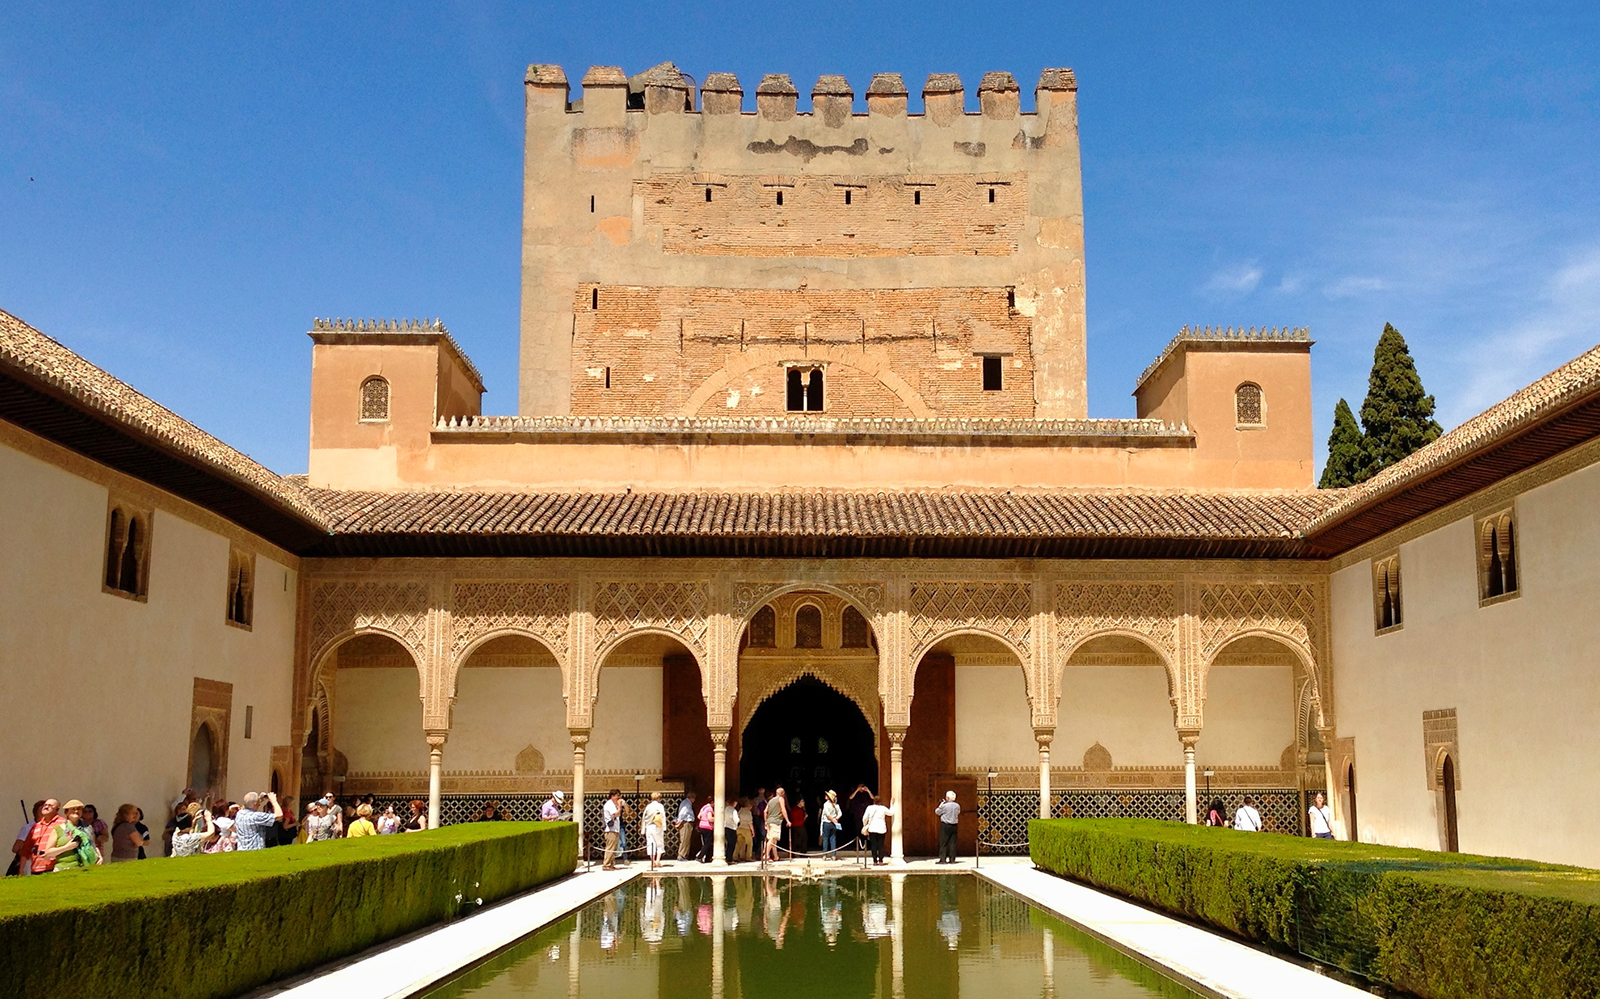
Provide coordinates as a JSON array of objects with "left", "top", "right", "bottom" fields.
[
  {"left": 907, "top": 580, "right": 1031, "bottom": 659},
  {"left": 1194, "top": 580, "right": 1326, "bottom": 723},
  {"left": 591, "top": 579, "right": 711, "bottom": 658},
  {"left": 450, "top": 580, "right": 571, "bottom": 668},
  {"left": 736, "top": 656, "right": 880, "bottom": 744},
  {"left": 307, "top": 579, "right": 431, "bottom": 669}
]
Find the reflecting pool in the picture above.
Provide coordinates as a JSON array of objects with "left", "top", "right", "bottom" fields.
[{"left": 427, "top": 874, "right": 1199, "bottom": 998}]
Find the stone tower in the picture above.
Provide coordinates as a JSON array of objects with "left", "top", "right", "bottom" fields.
[{"left": 519, "top": 63, "right": 1087, "bottom": 420}]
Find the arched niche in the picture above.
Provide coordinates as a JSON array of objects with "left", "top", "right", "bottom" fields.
[
  {"left": 937, "top": 633, "right": 1033, "bottom": 771},
  {"left": 1058, "top": 635, "right": 1175, "bottom": 769},
  {"left": 1199, "top": 636, "right": 1299, "bottom": 770},
  {"left": 447, "top": 634, "right": 563, "bottom": 778},
  {"left": 591, "top": 632, "right": 695, "bottom": 779},
  {"left": 325, "top": 632, "right": 424, "bottom": 780}
]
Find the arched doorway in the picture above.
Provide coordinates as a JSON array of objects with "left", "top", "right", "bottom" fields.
[
  {"left": 190, "top": 724, "right": 216, "bottom": 796},
  {"left": 1441, "top": 755, "right": 1459, "bottom": 852},
  {"left": 1346, "top": 763, "right": 1359, "bottom": 843},
  {"left": 740, "top": 677, "right": 876, "bottom": 813}
]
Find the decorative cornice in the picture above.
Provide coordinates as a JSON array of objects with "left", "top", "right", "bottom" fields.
[{"left": 1135, "top": 325, "right": 1312, "bottom": 392}]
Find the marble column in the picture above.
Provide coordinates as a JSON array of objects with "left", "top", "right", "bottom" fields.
[
  {"left": 566, "top": 915, "right": 581, "bottom": 999},
  {"left": 1035, "top": 728, "right": 1054, "bottom": 819},
  {"left": 571, "top": 729, "right": 590, "bottom": 861},
  {"left": 888, "top": 728, "right": 907, "bottom": 862},
  {"left": 712, "top": 729, "right": 729, "bottom": 866},
  {"left": 1042, "top": 926, "right": 1056, "bottom": 999},
  {"left": 425, "top": 730, "right": 447, "bottom": 830},
  {"left": 1180, "top": 731, "right": 1200, "bottom": 825}
]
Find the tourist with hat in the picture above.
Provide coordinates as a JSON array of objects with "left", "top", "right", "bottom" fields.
[
  {"left": 540, "top": 790, "right": 566, "bottom": 821},
  {"left": 43, "top": 800, "right": 101, "bottom": 870},
  {"left": 820, "top": 790, "right": 843, "bottom": 855}
]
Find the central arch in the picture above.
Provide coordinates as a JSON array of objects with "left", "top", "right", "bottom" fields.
[{"left": 739, "top": 677, "right": 877, "bottom": 815}]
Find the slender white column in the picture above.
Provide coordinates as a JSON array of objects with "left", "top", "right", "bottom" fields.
[
  {"left": 571, "top": 730, "right": 589, "bottom": 862},
  {"left": 1042, "top": 927, "right": 1056, "bottom": 999},
  {"left": 567, "top": 916, "right": 581, "bottom": 999},
  {"left": 712, "top": 730, "right": 729, "bottom": 866},
  {"left": 1181, "top": 734, "right": 1199, "bottom": 824},
  {"left": 888, "top": 729, "right": 906, "bottom": 862},
  {"left": 1035, "top": 729, "right": 1054, "bottom": 819},
  {"left": 426, "top": 731, "right": 446, "bottom": 830}
]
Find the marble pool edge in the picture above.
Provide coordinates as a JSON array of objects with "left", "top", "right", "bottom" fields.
[
  {"left": 974, "top": 866, "right": 1369, "bottom": 999},
  {"left": 265, "top": 865, "right": 643, "bottom": 999}
]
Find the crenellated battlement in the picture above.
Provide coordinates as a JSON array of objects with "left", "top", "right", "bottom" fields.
[
  {"left": 313, "top": 317, "right": 448, "bottom": 333},
  {"left": 1137, "top": 326, "right": 1314, "bottom": 390},
  {"left": 524, "top": 62, "right": 1077, "bottom": 121}
]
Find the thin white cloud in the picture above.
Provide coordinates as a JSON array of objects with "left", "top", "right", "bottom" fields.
[
  {"left": 1450, "top": 245, "right": 1600, "bottom": 421},
  {"left": 1201, "top": 261, "right": 1263, "bottom": 296},
  {"left": 1275, "top": 272, "right": 1308, "bottom": 294},
  {"left": 1322, "top": 275, "right": 1389, "bottom": 299}
]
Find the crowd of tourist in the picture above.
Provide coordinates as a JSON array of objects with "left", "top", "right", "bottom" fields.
[{"left": 7, "top": 787, "right": 436, "bottom": 876}]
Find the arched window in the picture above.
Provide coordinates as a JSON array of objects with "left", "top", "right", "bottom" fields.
[
  {"left": 226, "top": 548, "right": 254, "bottom": 628},
  {"left": 1235, "top": 382, "right": 1264, "bottom": 426},
  {"left": 794, "top": 604, "right": 823, "bottom": 648},
  {"left": 104, "top": 508, "right": 125, "bottom": 589},
  {"left": 841, "top": 606, "right": 872, "bottom": 648},
  {"left": 190, "top": 723, "right": 216, "bottom": 794},
  {"left": 786, "top": 367, "right": 825, "bottom": 412},
  {"left": 1479, "top": 510, "right": 1519, "bottom": 600},
  {"left": 747, "top": 606, "right": 776, "bottom": 648},
  {"left": 359, "top": 376, "right": 390, "bottom": 422},
  {"left": 105, "top": 504, "right": 150, "bottom": 598},
  {"left": 1373, "top": 555, "right": 1402, "bottom": 631}
]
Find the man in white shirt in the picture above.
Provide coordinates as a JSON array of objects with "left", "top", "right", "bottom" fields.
[
  {"left": 602, "top": 790, "right": 624, "bottom": 869},
  {"left": 1308, "top": 791, "right": 1335, "bottom": 839},
  {"left": 1232, "top": 795, "right": 1263, "bottom": 832},
  {"left": 934, "top": 790, "right": 961, "bottom": 864},
  {"left": 723, "top": 799, "right": 739, "bottom": 863}
]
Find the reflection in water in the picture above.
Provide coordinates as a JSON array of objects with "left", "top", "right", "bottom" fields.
[{"left": 428, "top": 875, "right": 1201, "bottom": 999}]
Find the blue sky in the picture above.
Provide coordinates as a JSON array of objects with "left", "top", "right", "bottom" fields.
[{"left": 2, "top": 3, "right": 1597, "bottom": 475}]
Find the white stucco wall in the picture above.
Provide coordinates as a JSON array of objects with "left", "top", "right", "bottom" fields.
[
  {"left": 1196, "top": 665, "right": 1295, "bottom": 768},
  {"left": 333, "top": 667, "right": 424, "bottom": 773},
  {"left": 955, "top": 663, "right": 1036, "bottom": 767},
  {"left": 1330, "top": 458, "right": 1600, "bottom": 867},
  {"left": 1056, "top": 666, "right": 1178, "bottom": 767},
  {"left": 448, "top": 666, "right": 566, "bottom": 772},
  {"left": 587, "top": 665, "right": 663, "bottom": 772},
  {"left": 0, "top": 439, "right": 297, "bottom": 828}
]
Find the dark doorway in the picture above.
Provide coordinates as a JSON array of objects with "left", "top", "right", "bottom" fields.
[
  {"left": 740, "top": 677, "right": 876, "bottom": 811},
  {"left": 1442, "top": 755, "right": 1459, "bottom": 852},
  {"left": 1346, "top": 764, "right": 1359, "bottom": 843}
]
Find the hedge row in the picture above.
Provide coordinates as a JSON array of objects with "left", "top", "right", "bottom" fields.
[
  {"left": 1028, "top": 818, "right": 1600, "bottom": 999},
  {"left": 0, "top": 821, "right": 577, "bottom": 999}
]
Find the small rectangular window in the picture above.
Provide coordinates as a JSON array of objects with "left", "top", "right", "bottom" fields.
[
  {"left": 913, "top": 189, "right": 921, "bottom": 205},
  {"left": 244, "top": 705, "right": 254, "bottom": 740},
  {"left": 988, "top": 188, "right": 996, "bottom": 203},
  {"left": 589, "top": 195, "right": 595, "bottom": 213},
  {"left": 982, "top": 356, "right": 1003, "bottom": 391},
  {"left": 591, "top": 287, "right": 598, "bottom": 310},
  {"left": 776, "top": 190, "right": 784, "bottom": 206},
  {"left": 844, "top": 189, "right": 852, "bottom": 205},
  {"left": 604, "top": 366, "right": 611, "bottom": 389}
]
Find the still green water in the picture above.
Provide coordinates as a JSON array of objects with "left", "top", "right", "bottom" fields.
[{"left": 427, "top": 874, "right": 1199, "bottom": 999}]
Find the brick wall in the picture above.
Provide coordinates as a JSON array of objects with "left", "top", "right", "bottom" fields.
[
  {"left": 572, "top": 285, "right": 1036, "bottom": 418},
  {"left": 640, "top": 172, "right": 1027, "bottom": 257}
]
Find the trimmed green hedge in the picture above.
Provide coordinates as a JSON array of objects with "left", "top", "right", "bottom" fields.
[
  {"left": 0, "top": 821, "right": 576, "bottom": 999},
  {"left": 1029, "top": 818, "right": 1600, "bottom": 999}
]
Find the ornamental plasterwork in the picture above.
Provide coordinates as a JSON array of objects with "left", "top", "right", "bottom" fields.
[
  {"left": 735, "top": 654, "right": 881, "bottom": 748},
  {"left": 450, "top": 580, "right": 571, "bottom": 668},
  {"left": 591, "top": 579, "right": 711, "bottom": 658},
  {"left": 1054, "top": 581, "right": 1178, "bottom": 662},
  {"left": 307, "top": 579, "right": 431, "bottom": 668},
  {"left": 1195, "top": 581, "right": 1319, "bottom": 662},
  {"left": 907, "top": 580, "right": 1031, "bottom": 659}
]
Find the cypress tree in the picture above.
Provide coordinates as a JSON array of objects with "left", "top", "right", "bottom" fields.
[
  {"left": 1358, "top": 323, "right": 1442, "bottom": 477},
  {"left": 1319, "top": 398, "right": 1366, "bottom": 488}
]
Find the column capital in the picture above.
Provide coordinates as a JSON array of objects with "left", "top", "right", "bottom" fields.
[
  {"left": 886, "top": 727, "right": 908, "bottom": 748},
  {"left": 1033, "top": 728, "right": 1054, "bottom": 747},
  {"left": 1178, "top": 729, "right": 1201, "bottom": 750},
  {"left": 425, "top": 730, "right": 448, "bottom": 750},
  {"left": 569, "top": 728, "right": 590, "bottom": 747},
  {"left": 710, "top": 728, "right": 730, "bottom": 750}
]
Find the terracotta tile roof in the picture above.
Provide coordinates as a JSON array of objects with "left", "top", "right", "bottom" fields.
[
  {"left": 0, "top": 309, "right": 329, "bottom": 529},
  {"left": 1308, "top": 341, "right": 1600, "bottom": 536},
  {"left": 304, "top": 487, "right": 1341, "bottom": 558}
]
